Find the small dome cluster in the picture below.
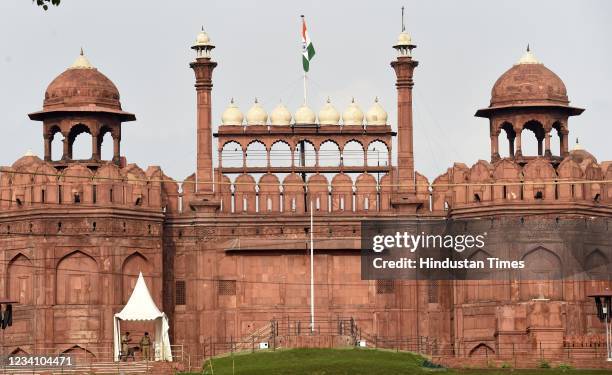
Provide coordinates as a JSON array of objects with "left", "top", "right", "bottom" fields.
[{"left": 221, "top": 98, "right": 387, "bottom": 126}]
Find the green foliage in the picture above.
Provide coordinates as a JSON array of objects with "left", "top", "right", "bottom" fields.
[
  {"left": 500, "top": 362, "right": 512, "bottom": 368},
  {"left": 558, "top": 363, "right": 574, "bottom": 371},
  {"left": 421, "top": 358, "right": 444, "bottom": 369},
  {"left": 537, "top": 359, "right": 551, "bottom": 368},
  {"left": 33, "top": 0, "right": 61, "bottom": 11}
]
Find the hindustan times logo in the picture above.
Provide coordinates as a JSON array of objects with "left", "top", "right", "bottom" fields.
[{"left": 372, "top": 232, "right": 487, "bottom": 253}]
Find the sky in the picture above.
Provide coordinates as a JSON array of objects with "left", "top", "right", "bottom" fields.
[{"left": 0, "top": 0, "right": 610, "bottom": 182}]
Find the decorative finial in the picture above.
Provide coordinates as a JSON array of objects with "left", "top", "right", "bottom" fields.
[
  {"left": 527, "top": 44, "right": 530, "bottom": 52},
  {"left": 401, "top": 6, "right": 405, "bottom": 32},
  {"left": 254, "top": 97, "right": 258, "bottom": 104},
  {"left": 576, "top": 137, "right": 579, "bottom": 144},
  {"left": 375, "top": 96, "right": 379, "bottom": 103},
  {"left": 230, "top": 97, "right": 234, "bottom": 104},
  {"left": 80, "top": 47, "right": 84, "bottom": 56},
  {"left": 351, "top": 97, "right": 355, "bottom": 103},
  {"left": 326, "top": 96, "right": 331, "bottom": 103},
  {"left": 201, "top": 25, "right": 204, "bottom": 31}
]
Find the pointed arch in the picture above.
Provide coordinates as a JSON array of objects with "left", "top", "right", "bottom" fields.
[
  {"left": 469, "top": 343, "right": 495, "bottom": 357},
  {"left": 10, "top": 347, "right": 29, "bottom": 356},
  {"left": 122, "top": 251, "right": 153, "bottom": 303},
  {"left": 61, "top": 345, "right": 96, "bottom": 361},
  {"left": 8, "top": 253, "right": 34, "bottom": 305},
  {"left": 520, "top": 246, "right": 562, "bottom": 301},
  {"left": 56, "top": 250, "right": 99, "bottom": 305}
]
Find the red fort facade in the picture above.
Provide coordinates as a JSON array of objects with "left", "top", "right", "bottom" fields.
[{"left": 0, "top": 29, "right": 611, "bottom": 363}]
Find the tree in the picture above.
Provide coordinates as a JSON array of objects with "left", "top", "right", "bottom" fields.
[{"left": 34, "top": 0, "right": 61, "bottom": 11}]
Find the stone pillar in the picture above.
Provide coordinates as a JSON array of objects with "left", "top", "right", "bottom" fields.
[
  {"left": 537, "top": 137, "right": 543, "bottom": 156},
  {"left": 507, "top": 133, "right": 515, "bottom": 158},
  {"left": 391, "top": 55, "right": 419, "bottom": 194},
  {"left": 44, "top": 134, "right": 52, "bottom": 161},
  {"left": 190, "top": 56, "right": 217, "bottom": 194},
  {"left": 560, "top": 129, "right": 569, "bottom": 157},
  {"left": 113, "top": 135, "right": 121, "bottom": 164},
  {"left": 544, "top": 129, "right": 552, "bottom": 157},
  {"left": 490, "top": 133, "right": 499, "bottom": 161},
  {"left": 92, "top": 134, "right": 100, "bottom": 160},
  {"left": 62, "top": 134, "right": 70, "bottom": 160},
  {"left": 514, "top": 130, "right": 522, "bottom": 157}
]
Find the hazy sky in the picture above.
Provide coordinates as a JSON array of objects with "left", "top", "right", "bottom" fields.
[{"left": 1, "top": 0, "right": 610, "bottom": 182}]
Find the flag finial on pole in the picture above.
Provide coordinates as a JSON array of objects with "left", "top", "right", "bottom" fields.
[{"left": 401, "top": 6, "right": 405, "bottom": 32}]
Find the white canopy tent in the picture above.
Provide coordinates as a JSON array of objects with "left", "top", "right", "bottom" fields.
[{"left": 113, "top": 272, "right": 172, "bottom": 361}]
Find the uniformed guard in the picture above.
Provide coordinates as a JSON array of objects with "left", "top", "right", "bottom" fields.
[
  {"left": 140, "top": 331, "right": 151, "bottom": 361},
  {"left": 121, "top": 331, "right": 131, "bottom": 361}
]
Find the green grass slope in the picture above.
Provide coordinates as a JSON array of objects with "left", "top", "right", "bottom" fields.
[{"left": 182, "top": 348, "right": 611, "bottom": 375}]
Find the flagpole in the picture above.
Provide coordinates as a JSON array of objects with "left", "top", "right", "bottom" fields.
[
  {"left": 310, "top": 199, "right": 315, "bottom": 333},
  {"left": 303, "top": 72, "right": 307, "bottom": 104}
]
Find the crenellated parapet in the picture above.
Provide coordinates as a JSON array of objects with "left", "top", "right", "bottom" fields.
[
  {"left": 0, "top": 154, "right": 179, "bottom": 214},
  {"left": 430, "top": 155, "right": 612, "bottom": 217}
]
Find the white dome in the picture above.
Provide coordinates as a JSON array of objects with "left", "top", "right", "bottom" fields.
[
  {"left": 366, "top": 97, "right": 387, "bottom": 125},
  {"left": 270, "top": 102, "right": 292, "bottom": 125},
  {"left": 246, "top": 98, "right": 268, "bottom": 125},
  {"left": 295, "top": 104, "right": 316, "bottom": 125},
  {"left": 396, "top": 32, "right": 414, "bottom": 47},
  {"left": 195, "top": 27, "right": 212, "bottom": 46},
  {"left": 221, "top": 99, "right": 243, "bottom": 125},
  {"left": 342, "top": 98, "right": 364, "bottom": 126},
  {"left": 318, "top": 98, "right": 340, "bottom": 125}
]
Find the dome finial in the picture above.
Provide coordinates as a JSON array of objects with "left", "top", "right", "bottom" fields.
[
  {"left": 517, "top": 45, "right": 541, "bottom": 65},
  {"left": 69, "top": 48, "right": 94, "bottom": 69}
]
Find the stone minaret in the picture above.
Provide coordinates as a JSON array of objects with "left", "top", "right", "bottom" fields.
[
  {"left": 190, "top": 28, "right": 217, "bottom": 196},
  {"left": 391, "top": 30, "right": 420, "bottom": 212}
]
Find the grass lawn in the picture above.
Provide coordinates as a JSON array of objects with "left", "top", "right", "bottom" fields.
[{"left": 180, "top": 348, "right": 611, "bottom": 375}]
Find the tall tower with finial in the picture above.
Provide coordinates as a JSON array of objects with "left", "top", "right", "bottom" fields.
[
  {"left": 190, "top": 27, "right": 217, "bottom": 199},
  {"left": 390, "top": 7, "right": 420, "bottom": 212}
]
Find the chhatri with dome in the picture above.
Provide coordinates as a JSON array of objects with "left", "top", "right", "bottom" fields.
[{"left": 0, "top": 22, "right": 610, "bottom": 366}]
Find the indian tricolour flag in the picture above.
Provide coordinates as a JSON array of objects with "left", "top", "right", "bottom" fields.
[{"left": 301, "top": 16, "right": 315, "bottom": 72}]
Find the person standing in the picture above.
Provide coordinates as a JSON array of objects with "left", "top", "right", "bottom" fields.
[
  {"left": 140, "top": 332, "right": 151, "bottom": 361},
  {"left": 121, "top": 331, "right": 131, "bottom": 361}
]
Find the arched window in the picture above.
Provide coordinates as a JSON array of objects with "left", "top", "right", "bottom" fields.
[
  {"left": 221, "top": 141, "right": 243, "bottom": 168},
  {"left": 366, "top": 141, "right": 389, "bottom": 172},
  {"left": 294, "top": 140, "right": 316, "bottom": 167},
  {"left": 319, "top": 141, "right": 341, "bottom": 167},
  {"left": 56, "top": 251, "right": 98, "bottom": 305},
  {"left": 270, "top": 141, "right": 292, "bottom": 168},
  {"left": 50, "top": 130, "right": 64, "bottom": 161},
  {"left": 551, "top": 122, "right": 563, "bottom": 156},
  {"left": 100, "top": 129, "right": 114, "bottom": 160},
  {"left": 69, "top": 124, "right": 93, "bottom": 160},
  {"left": 245, "top": 141, "right": 267, "bottom": 168},
  {"left": 522, "top": 120, "right": 545, "bottom": 156},
  {"left": 343, "top": 141, "right": 364, "bottom": 167},
  {"left": 499, "top": 122, "right": 515, "bottom": 158}
]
